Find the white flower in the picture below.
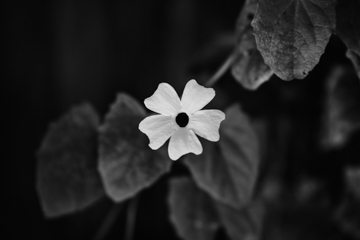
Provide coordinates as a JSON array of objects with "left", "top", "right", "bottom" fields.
[{"left": 139, "top": 79, "right": 225, "bottom": 160}]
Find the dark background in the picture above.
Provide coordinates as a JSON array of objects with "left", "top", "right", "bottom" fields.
[{"left": 4, "top": 0, "right": 358, "bottom": 239}]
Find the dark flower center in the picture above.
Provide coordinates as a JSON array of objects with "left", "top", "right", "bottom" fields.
[{"left": 176, "top": 112, "right": 189, "bottom": 127}]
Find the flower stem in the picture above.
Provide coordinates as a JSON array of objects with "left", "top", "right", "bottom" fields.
[
  {"left": 124, "top": 196, "right": 140, "bottom": 240},
  {"left": 204, "top": 53, "right": 236, "bottom": 87},
  {"left": 92, "top": 203, "right": 123, "bottom": 240}
]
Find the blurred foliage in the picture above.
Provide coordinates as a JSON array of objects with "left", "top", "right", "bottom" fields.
[
  {"left": 321, "top": 66, "right": 360, "bottom": 149},
  {"left": 347, "top": 50, "right": 360, "bottom": 79},
  {"left": 168, "top": 177, "right": 263, "bottom": 240},
  {"left": 168, "top": 177, "right": 220, "bottom": 240},
  {"left": 335, "top": 0, "right": 360, "bottom": 56}
]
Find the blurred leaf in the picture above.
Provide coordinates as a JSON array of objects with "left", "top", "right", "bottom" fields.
[
  {"left": 336, "top": 0, "right": 360, "bottom": 55},
  {"left": 335, "top": 194, "right": 360, "bottom": 239},
  {"left": 168, "top": 177, "right": 264, "bottom": 240},
  {"left": 168, "top": 177, "right": 220, "bottom": 240},
  {"left": 184, "top": 104, "right": 259, "bottom": 209},
  {"left": 251, "top": 0, "right": 336, "bottom": 80},
  {"left": 345, "top": 168, "right": 360, "bottom": 199},
  {"left": 98, "top": 93, "right": 171, "bottom": 202},
  {"left": 321, "top": 66, "right": 360, "bottom": 148},
  {"left": 234, "top": 0, "right": 257, "bottom": 36},
  {"left": 335, "top": 168, "right": 360, "bottom": 238},
  {"left": 346, "top": 49, "right": 360, "bottom": 80},
  {"left": 36, "top": 104, "right": 104, "bottom": 218},
  {"left": 215, "top": 201, "right": 264, "bottom": 240},
  {"left": 338, "top": 0, "right": 360, "bottom": 81},
  {"left": 265, "top": 202, "right": 344, "bottom": 240},
  {"left": 231, "top": 0, "right": 273, "bottom": 90}
]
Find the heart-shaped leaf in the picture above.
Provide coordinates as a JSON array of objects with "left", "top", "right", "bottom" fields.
[
  {"left": 168, "top": 177, "right": 220, "bottom": 240},
  {"left": 336, "top": 0, "right": 360, "bottom": 55},
  {"left": 252, "top": 0, "right": 336, "bottom": 80},
  {"left": 36, "top": 104, "right": 104, "bottom": 217},
  {"left": 184, "top": 104, "right": 259, "bottom": 209},
  {"left": 231, "top": 0, "right": 273, "bottom": 90},
  {"left": 98, "top": 93, "right": 171, "bottom": 202},
  {"left": 215, "top": 201, "right": 264, "bottom": 240}
]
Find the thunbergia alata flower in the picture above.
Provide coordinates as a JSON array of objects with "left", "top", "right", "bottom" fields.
[{"left": 139, "top": 79, "right": 225, "bottom": 160}]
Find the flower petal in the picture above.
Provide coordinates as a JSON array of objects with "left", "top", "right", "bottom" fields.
[
  {"left": 139, "top": 115, "right": 178, "bottom": 150},
  {"left": 144, "top": 83, "right": 181, "bottom": 116},
  {"left": 188, "top": 109, "right": 225, "bottom": 142},
  {"left": 180, "top": 79, "right": 215, "bottom": 114},
  {"left": 168, "top": 128, "right": 202, "bottom": 160}
]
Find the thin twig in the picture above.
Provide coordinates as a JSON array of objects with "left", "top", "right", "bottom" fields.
[
  {"left": 124, "top": 196, "right": 140, "bottom": 240},
  {"left": 204, "top": 53, "right": 236, "bottom": 87},
  {"left": 92, "top": 203, "right": 123, "bottom": 240}
]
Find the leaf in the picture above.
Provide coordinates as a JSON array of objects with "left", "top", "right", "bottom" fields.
[
  {"left": 346, "top": 49, "right": 360, "bottom": 80},
  {"left": 98, "top": 93, "right": 171, "bottom": 202},
  {"left": 345, "top": 167, "right": 360, "bottom": 199},
  {"left": 251, "top": 0, "right": 336, "bottom": 80},
  {"left": 335, "top": 168, "right": 360, "bottom": 238},
  {"left": 335, "top": 190, "right": 360, "bottom": 238},
  {"left": 168, "top": 177, "right": 220, "bottom": 240},
  {"left": 336, "top": 0, "right": 360, "bottom": 80},
  {"left": 231, "top": 0, "right": 273, "bottom": 90},
  {"left": 36, "top": 104, "right": 104, "bottom": 218},
  {"left": 184, "top": 104, "right": 259, "bottom": 209},
  {"left": 168, "top": 176, "right": 264, "bottom": 240},
  {"left": 321, "top": 65, "right": 360, "bottom": 148},
  {"left": 215, "top": 201, "right": 264, "bottom": 240},
  {"left": 335, "top": 0, "right": 360, "bottom": 55}
]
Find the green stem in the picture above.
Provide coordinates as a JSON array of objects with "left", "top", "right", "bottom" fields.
[
  {"left": 92, "top": 203, "right": 123, "bottom": 240},
  {"left": 204, "top": 53, "right": 236, "bottom": 87},
  {"left": 124, "top": 196, "right": 140, "bottom": 240}
]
